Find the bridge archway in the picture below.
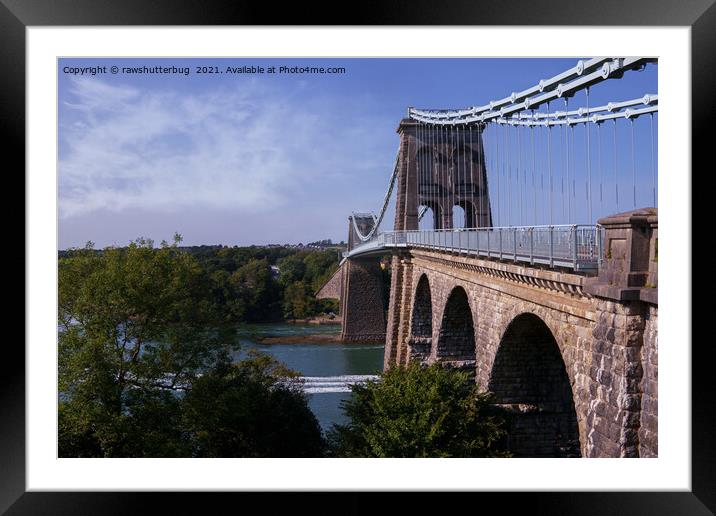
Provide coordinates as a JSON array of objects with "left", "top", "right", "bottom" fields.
[
  {"left": 488, "top": 313, "right": 581, "bottom": 457},
  {"left": 451, "top": 204, "right": 466, "bottom": 228},
  {"left": 408, "top": 274, "right": 432, "bottom": 362},
  {"left": 453, "top": 200, "right": 478, "bottom": 228},
  {"left": 419, "top": 203, "right": 442, "bottom": 230},
  {"left": 436, "top": 286, "right": 476, "bottom": 371}
]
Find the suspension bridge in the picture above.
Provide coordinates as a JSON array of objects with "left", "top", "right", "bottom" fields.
[{"left": 316, "top": 58, "right": 658, "bottom": 458}]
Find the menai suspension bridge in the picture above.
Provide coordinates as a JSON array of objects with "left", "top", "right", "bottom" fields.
[
  {"left": 345, "top": 57, "right": 657, "bottom": 271},
  {"left": 322, "top": 58, "right": 659, "bottom": 457}
]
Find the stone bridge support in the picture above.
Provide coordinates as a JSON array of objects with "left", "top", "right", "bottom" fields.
[
  {"left": 384, "top": 254, "right": 413, "bottom": 365},
  {"left": 383, "top": 209, "right": 657, "bottom": 458},
  {"left": 583, "top": 208, "right": 658, "bottom": 458},
  {"left": 340, "top": 257, "right": 387, "bottom": 343}
]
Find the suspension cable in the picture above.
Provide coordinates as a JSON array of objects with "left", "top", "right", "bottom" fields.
[
  {"left": 498, "top": 122, "right": 502, "bottom": 226},
  {"left": 630, "top": 118, "right": 636, "bottom": 209},
  {"left": 547, "top": 101, "right": 553, "bottom": 225},
  {"left": 559, "top": 97, "right": 568, "bottom": 224},
  {"left": 650, "top": 113, "right": 656, "bottom": 207},
  {"left": 507, "top": 121, "right": 511, "bottom": 226},
  {"left": 566, "top": 98, "right": 571, "bottom": 222},
  {"left": 597, "top": 120, "right": 603, "bottom": 218},
  {"left": 586, "top": 87, "right": 593, "bottom": 223},
  {"left": 613, "top": 119, "right": 619, "bottom": 212},
  {"left": 570, "top": 122, "right": 576, "bottom": 222},
  {"left": 409, "top": 58, "right": 657, "bottom": 124},
  {"left": 517, "top": 121, "right": 522, "bottom": 225},
  {"left": 531, "top": 110, "right": 536, "bottom": 224},
  {"left": 443, "top": 124, "right": 448, "bottom": 229}
]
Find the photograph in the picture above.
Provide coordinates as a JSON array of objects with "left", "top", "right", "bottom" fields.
[
  {"left": 56, "top": 56, "right": 659, "bottom": 460},
  {"left": 8, "top": 7, "right": 708, "bottom": 509}
]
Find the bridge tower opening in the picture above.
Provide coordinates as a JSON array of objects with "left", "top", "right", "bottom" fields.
[
  {"left": 435, "top": 287, "right": 476, "bottom": 373},
  {"left": 408, "top": 274, "right": 432, "bottom": 363},
  {"left": 418, "top": 203, "right": 441, "bottom": 230},
  {"left": 489, "top": 313, "right": 581, "bottom": 457},
  {"left": 452, "top": 204, "right": 466, "bottom": 228}
]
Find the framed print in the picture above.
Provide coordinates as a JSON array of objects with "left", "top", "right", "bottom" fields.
[{"left": 5, "top": 0, "right": 711, "bottom": 513}]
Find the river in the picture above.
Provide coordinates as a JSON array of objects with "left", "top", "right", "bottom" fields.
[{"left": 234, "top": 323, "right": 384, "bottom": 433}]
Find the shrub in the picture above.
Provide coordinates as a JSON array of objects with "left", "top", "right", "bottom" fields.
[{"left": 327, "top": 362, "right": 510, "bottom": 458}]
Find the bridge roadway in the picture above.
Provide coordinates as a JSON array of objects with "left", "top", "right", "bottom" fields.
[{"left": 345, "top": 224, "right": 603, "bottom": 272}]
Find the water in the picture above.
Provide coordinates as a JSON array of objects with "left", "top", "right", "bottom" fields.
[{"left": 234, "top": 323, "right": 384, "bottom": 433}]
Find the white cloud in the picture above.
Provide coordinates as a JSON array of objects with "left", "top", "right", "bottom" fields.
[{"left": 59, "top": 77, "right": 392, "bottom": 219}]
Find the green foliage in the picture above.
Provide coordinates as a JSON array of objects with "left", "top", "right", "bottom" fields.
[
  {"left": 58, "top": 235, "right": 233, "bottom": 397},
  {"left": 302, "top": 251, "right": 339, "bottom": 292},
  {"left": 230, "top": 258, "right": 281, "bottom": 322},
  {"left": 282, "top": 281, "right": 317, "bottom": 319},
  {"left": 183, "top": 353, "right": 324, "bottom": 457},
  {"left": 277, "top": 254, "right": 306, "bottom": 286},
  {"left": 327, "top": 362, "right": 510, "bottom": 458},
  {"left": 58, "top": 236, "right": 324, "bottom": 457},
  {"left": 180, "top": 246, "right": 341, "bottom": 322},
  {"left": 316, "top": 298, "right": 339, "bottom": 316}
]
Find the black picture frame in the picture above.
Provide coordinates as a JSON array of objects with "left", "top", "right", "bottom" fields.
[{"left": 4, "top": 0, "right": 709, "bottom": 513}]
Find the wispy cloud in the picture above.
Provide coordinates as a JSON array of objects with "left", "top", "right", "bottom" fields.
[{"left": 59, "top": 77, "right": 391, "bottom": 219}]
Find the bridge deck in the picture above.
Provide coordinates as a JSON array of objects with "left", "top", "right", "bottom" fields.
[{"left": 345, "top": 225, "right": 603, "bottom": 271}]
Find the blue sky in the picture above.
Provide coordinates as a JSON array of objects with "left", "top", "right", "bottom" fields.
[{"left": 58, "top": 58, "right": 657, "bottom": 248}]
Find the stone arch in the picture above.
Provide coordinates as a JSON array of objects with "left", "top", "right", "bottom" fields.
[
  {"left": 488, "top": 312, "right": 581, "bottom": 457},
  {"left": 435, "top": 286, "right": 476, "bottom": 372},
  {"left": 419, "top": 202, "right": 442, "bottom": 230},
  {"left": 451, "top": 204, "right": 466, "bottom": 228},
  {"left": 408, "top": 274, "right": 432, "bottom": 362},
  {"left": 454, "top": 199, "right": 478, "bottom": 228}
]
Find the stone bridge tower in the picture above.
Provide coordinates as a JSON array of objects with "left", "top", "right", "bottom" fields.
[{"left": 394, "top": 118, "right": 493, "bottom": 231}]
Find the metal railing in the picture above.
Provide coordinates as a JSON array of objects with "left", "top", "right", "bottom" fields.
[{"left": 344, "top": 225, "right": 604, "bottom": 271}]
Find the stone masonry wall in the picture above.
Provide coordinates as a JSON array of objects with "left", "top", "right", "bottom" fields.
[
  {"left": 408, "top": 274, "right": 432, "bottom": 362},
  {"left": 340, "top": 258, "right": 386, "bottom": 343},
  {"left": 315, "top": 262, "right": 343, "bottom": 301},
  {"left": 639, "top": 305, "right": 658, "bottom": 457},
  {"left": 395, "top": 258, "right": 414, "bottom": 365},
  {"left": 387, "top": 249, "right": 657, "bottom": 458},
  {"left": 400, "top": 251, "right": 595, "bottom": 455},
  {"left": 436, "top": 287, "right": 476, "bottom": 365},
  {"left": 586, "top": 299, "right": 654, "bottom": 457},
  {"left": 489, "top": 313, "right": 581, "bottom": 457},
  {"left": 384, "top": 255, "right": 405, "bottom": 366}
]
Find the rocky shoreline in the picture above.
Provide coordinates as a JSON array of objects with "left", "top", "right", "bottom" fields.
[
  {"left": 253, "top": 333, "right": 344, "bottom": 345},
  {"left": 285, "top": 315, "right": 342, "bottom": 326}
]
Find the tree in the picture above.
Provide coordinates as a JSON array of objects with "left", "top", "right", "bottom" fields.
[
  {"left": 182, "top": 352, "right": 324, "bottom": 457},
  {"left": 282, "top": 281, "right": 318, "bottom": 319},
  {"left": 327, "top": 362, "right": 510, "bottom": 458},
  {"left": 303, "top": 251, "right": 339, "bottom": 292},
  {"left": 276, "top": 254, "right": 306, "bottom": 286},
  {"left": 58, "top": 235, "right": 325, "bottom": 458},
  {"left": 229, "top": 258, "right": 281, "bottom": 322},
  {"left": 58, "top": 235, "right": 235, "bottom": 456}
]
